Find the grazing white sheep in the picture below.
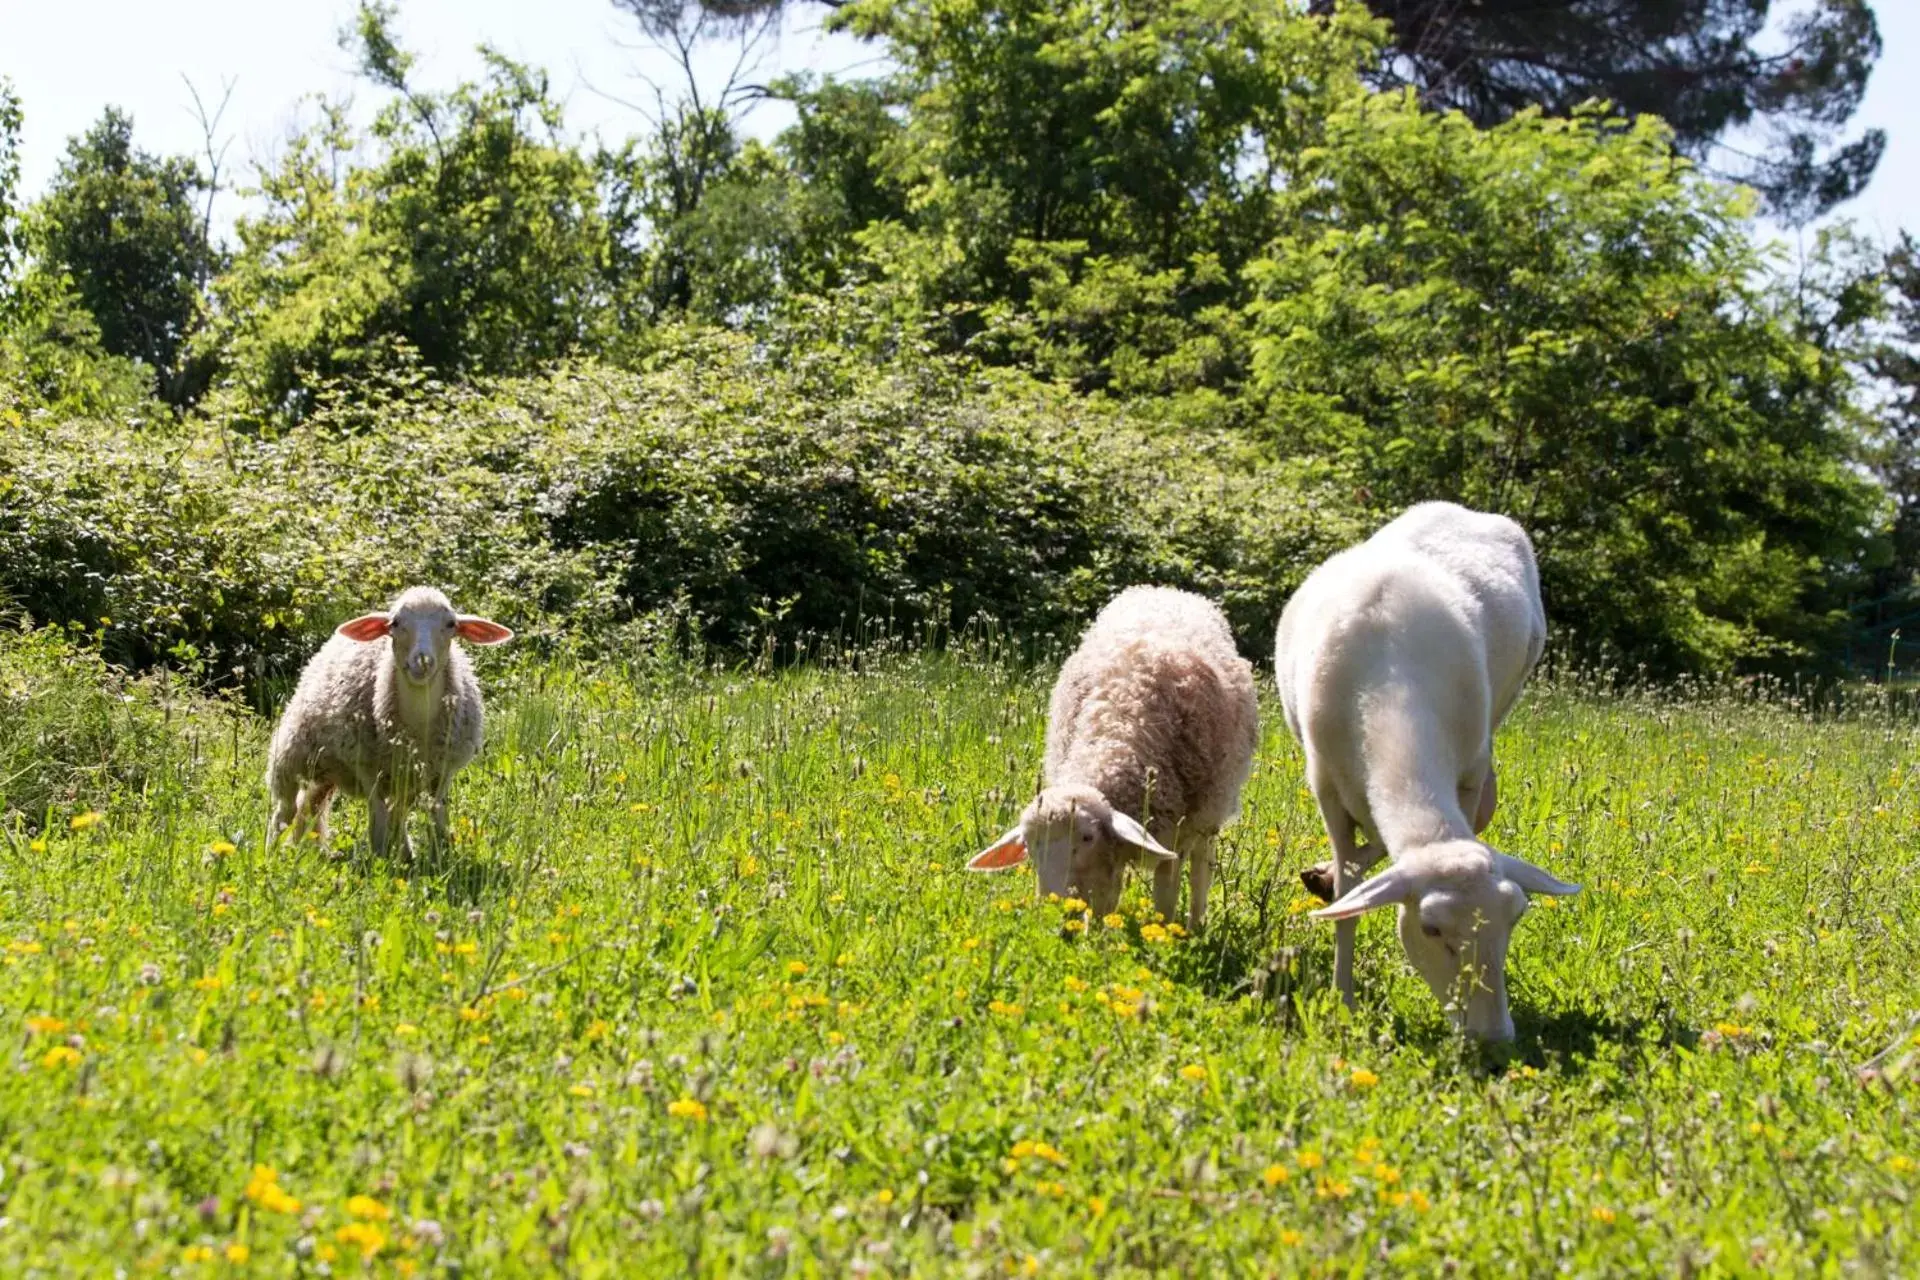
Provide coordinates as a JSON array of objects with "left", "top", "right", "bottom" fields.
[
  {"left": 1274, "top": 502, "right": 1578, "bottom": 1041},
  {"left": 966, "top": 586, "right": 1258, "bottom": 929},
  {"left": 267, "top": 587, "right": 512, "bottom": 857}
]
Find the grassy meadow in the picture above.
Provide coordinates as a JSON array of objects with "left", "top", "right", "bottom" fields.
[{"left": 2, "top": 636, "right": 1918, "bottom": 1277}]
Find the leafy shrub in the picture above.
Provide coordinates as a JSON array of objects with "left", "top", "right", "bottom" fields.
[{"left": 0, "top": 340, "right": 1361, "bottom": 696}]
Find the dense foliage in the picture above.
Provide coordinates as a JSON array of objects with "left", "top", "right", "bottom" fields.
[
  {"left": 0, "top": 336, "right": 1360, "bottom": 700},
  {"left": 0, "top": 0, "right": 1910, "bottom": 677}
]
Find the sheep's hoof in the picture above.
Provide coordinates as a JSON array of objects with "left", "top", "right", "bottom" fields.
[{"left": 1300, "top": 862, "right": 1336, "bottom": 902}]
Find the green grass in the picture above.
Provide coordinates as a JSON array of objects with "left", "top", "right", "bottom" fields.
[{"left": 2, "top": 639, "right": 1918, "bottom": 1276}]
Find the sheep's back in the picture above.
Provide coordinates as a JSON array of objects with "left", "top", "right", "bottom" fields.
[{"left": 1046, "top": 589, "right": 1257, "bottom": 828}]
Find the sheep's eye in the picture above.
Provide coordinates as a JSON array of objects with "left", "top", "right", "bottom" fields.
[
  {"left": 444, "top": 619, "right": 456, "bottom": 630},
  {"left": 1421, "top": 924, "right": 1442, "bottom": 939},
  {"left": 1079, "top": 831, "right": 1095, "bottom": 844}
]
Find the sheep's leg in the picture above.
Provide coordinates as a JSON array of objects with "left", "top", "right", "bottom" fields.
[
  {"left": 1470, "top": 767, "right": 1497, "bottom": 835},
  {"left": 268, "top": 770, "right": 299, "bottom": 845},
  {"left": 1300, "top": 839, "right": 1386, "bottom": 902},
  {"left": 1317, "top": 799, "right": 1363, "bottom": 1009},
  {"left": 368, "top": 786, "right": 392, "bottom": 859},
  {"left": 391, "top": 798, "right": 415, "bottom": 860},
  {"left": 1151, "top": 856, "right": 1182, "bottom": 925},
  {"left": 292, "top": 783, "right": 336, "bottom": 851},
  {"left": 310, "top": 786, "right": 335, "bottom": 846},
  {"left": 1183, "top": 830, "right": 1216, "bottom": 933}
]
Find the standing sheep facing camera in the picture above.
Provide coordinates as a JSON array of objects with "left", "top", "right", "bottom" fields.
[
  {"left": 267, "top": 587, "right": 513, "bottom": 857},
  {"left": 966, "top": 586, "right": 1258, "bottom": 930},
  {"left": 1275, "top": 502, "right": 1579, "bottom": 1041}
]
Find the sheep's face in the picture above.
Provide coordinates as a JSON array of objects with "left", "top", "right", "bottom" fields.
[
  {"left": 336, "top": 587, "right": 514, "bottom": 685},
  {"left": 1397, "top": 859, "right": 1528, "bottom": 1042},
  {"left": 963, "top": 787, "right": 1178, "bottom": 906},
  {"left": 1021, "top": 786, "right": 1123, "bottom": 914},
  {"left": 1310, "top": 838, "right": 1579, "bottom": 1043},
  {"left": 387, "top": 593, "right": 463, "bottom": 686}
]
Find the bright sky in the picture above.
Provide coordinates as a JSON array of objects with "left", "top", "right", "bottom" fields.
[
  {"left": 3, "top": 0, "right": 1916, "bottom": 245},
  {"left": 3, "top": 0, "right": 872, "bottom": 224}
]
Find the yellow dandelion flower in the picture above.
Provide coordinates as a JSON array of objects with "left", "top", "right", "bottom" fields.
[
  {"left": 1350, "top": 1067, "right": 1380, "bottom": 1088},
  {"left": 1591, "top": 1205, "right": 1616, "bottom": 1224},
  {"left": 569, "top": 1083, "right": 594, "bottom": 1098},
  {"left": 1296, "top": 1150, "right": 1324, "bottom": 1170},
  {"left": 961, "top": 937, "right": 982, "bottom": 951},
  {"left": 1410, "top": 1190, "right": 1431, "bottom": 1212},
  {"left": 69, "top": 811, "right": 104, "bottom": 831},
  {"left": 1064, "top": 975, "right": 1089, "bottom": 993},
  {"left": 875, "top": 1188, "right": 894, "bottom": 1205},
  {"left": 224, "top": 1243, "right": 250, "bottom": 1263},
  {"left": 1279, "top": 1228, "right": 1304, "bottom": 1246},
  {"left": 208, "top": 841, "right": 237, "bottom": 857},
  {"left": 1139, "top": 924, "right": 1170, "bottom": 944},
  {"left": 667, "top": 1097, "right": 708, "bottom": 1122},
  {"left": 181, "top": 1245, "right": 214, "bottom": 1263},
  {"left": 1061, "top": 897, "right": 1089, "bottom": 914},
  {"left": 192, "top": 976, "right": 224, "bottom": 991},
  {"left": 244, "top": 1166, "right": 302, "bottom": 1216},
  {"left": 787, "top": 960, "right": 809, "bottom": 976},
  {"left": 346, "top": 1195, "right": 391, "bottom": 1221},
  {"left": 1262, "top": 1164, "right": 1290, "bottom": 1188},
  {"left": 395, "top": 1023, "right": 418, "bottom": 1037},
  {"left": 1888, "top": 1155, "right": 1916, "bottom": 1175},
  {"left": 335, "top": 1221, "right": 387, "bottom": 1258},
  {"left": 988, "top": 1000, "right": 1024, "bottom": 1018},
  {"left": 24, "top": 1015, "right": 67, "bottom": 1036},
  {"left": 1179, "top": 1064, "right": 1207, "bottom": 1082},
  {"left": 40, "top": 1045, "right": 82, "bottom": 1069}
]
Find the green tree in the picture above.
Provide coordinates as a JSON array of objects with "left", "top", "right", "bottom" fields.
[
  {"left": 1866, "top": 234, "right": 1920, "bottom": 602},
  {"left": 683, "top": 0, "right": 1884, "bottom": 223},
  {"left": 203, "top": 5, "right": 608, "bottom": 417},
  {"left": 1245, "top": 98, "right": 1882, "bottom": 670},
  {"left": 812, "top": 0, "right": 1382, "bottom": 398},
  {"left": 1332, "top": 0, "right": 1883, "bottom": 225},
  {"left": 0, "top": 79, "right": 22, "bottom": 300},
  {"left": 30, "top": 108, "right": 217, "bottom": 405}
]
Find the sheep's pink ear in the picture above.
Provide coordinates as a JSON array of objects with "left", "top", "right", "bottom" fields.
[
  {"left": 456, "top": 616, "right": 514, "bottom": 645},
  {"left": 966, "top": 826, "right": 1028, "bottom": 872},
  {"left": 336, "top": 614, "right": 391, "bottom": 642}
]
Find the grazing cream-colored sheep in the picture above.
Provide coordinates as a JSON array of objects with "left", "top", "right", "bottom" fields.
[
  {"left": 267, "top": 587, "right": 512, "bottom": 857},
  {"left": 966, "top": 586, "right": 1258, "bottom": 929},
  {"left": 1275, "top": 502, "right": 1578, "bottom": 1041}
]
